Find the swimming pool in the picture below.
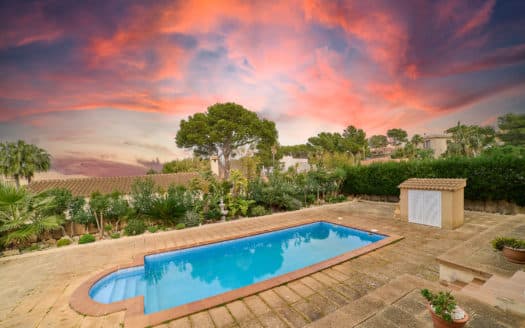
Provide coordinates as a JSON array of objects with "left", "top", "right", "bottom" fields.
[{"left": 89, "top": 221, "right": 386, "bottom": 314}]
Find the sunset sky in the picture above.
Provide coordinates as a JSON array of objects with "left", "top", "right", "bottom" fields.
[{"left": 1, "top": 0, "right": 525, "bottom": 176}]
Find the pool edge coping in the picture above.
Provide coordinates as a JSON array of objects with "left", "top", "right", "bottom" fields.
[{"left": 69, "top": 217, "right": 403, "bottom": 328}]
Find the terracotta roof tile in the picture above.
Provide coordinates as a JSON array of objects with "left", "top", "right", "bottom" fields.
[
  {"left": 398, "top": 178, "right": 466, "bottom": 191},
  {"left": 27, "top": 173, "right": 199, "bottom": 197}
]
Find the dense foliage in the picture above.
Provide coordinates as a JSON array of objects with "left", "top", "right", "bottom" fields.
[
  {"left": 343, "top": 153, "right": 525, "bottom": 205},
  {"left": 497, "top": 113, "right": 525, "bottom": 146},
  {"left": 162, "top": 158, "right": 210, "bottom": 173},
  {"left": 0, "top": 182, "right": 63, "bottom": 247}
]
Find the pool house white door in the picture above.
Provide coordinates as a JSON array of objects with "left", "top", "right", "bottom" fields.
[{"left": 408, "top": 190, "right": 441, "bottom": 228}]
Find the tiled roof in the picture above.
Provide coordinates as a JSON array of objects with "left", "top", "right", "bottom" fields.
[
  {"left": 398, "top": 178, "right": 466, "bottom": 191},
  {"left": 27, "top": 173, "right": 199, "bottom": 197}
]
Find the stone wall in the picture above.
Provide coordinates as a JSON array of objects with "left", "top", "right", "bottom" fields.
[{"left": 352, "top": 195, "right": 524, "bottom": 215}]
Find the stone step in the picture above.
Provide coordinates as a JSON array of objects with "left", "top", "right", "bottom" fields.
[
  {"left": 445, "top": 280, "right": 468, "bottom": 292},
  {"left": 482, "top": 275, "right": 525, "bottom": 302},
  {"left": 470, "top": 277, "right": 486, "bottom": 286},
  {"left": 460, "top": 273, "right": 525, "bottom": 317}
]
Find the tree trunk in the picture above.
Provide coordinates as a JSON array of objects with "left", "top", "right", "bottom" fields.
[
  {"left": 14, "top": 175, "right": 20, "bottom": 189},
  {"left": 100, "top": 213, "right": 104, "bottom": 239},
  {"left": 93, "top": 212, "right": 101, "bottom": 236},
  {"left": 222, "top": 147, "right": 232, "bottom": 180}
]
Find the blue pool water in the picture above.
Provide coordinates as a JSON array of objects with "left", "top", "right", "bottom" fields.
[{"left": 89, "top": 221, "right": 385, "bottom": 314}]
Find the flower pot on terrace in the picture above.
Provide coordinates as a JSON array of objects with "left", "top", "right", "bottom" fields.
[
  {"left": 426, "top": 303, "right": 469, "bottom": 328},
  {"left": 502, "top": 245, "right": 525, "bottom": 264}
]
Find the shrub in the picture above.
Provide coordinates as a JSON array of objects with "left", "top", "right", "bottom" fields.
[
  {"left": 420, "top": 289, "right": 457, "bottom": 323},
  {"left": 147, "top": 226, "right": 159, "bottom": 233},
  {"left": 56, "top": 238, "right": 71, "bottom": 247},
  {"left": 205, "top": 207, "right": 222, "bottom": 221},
  {"left": 22, "top": 244, "right": 40, "bottom": 252},
  {"left": 491, "top": 237, "right": 525, "bottom": 250},
  {"left": 342, "top": 154, "right": 525, "bottom": 205},
  {"left": 110, "top": 232, "right": 121, "bottom": 239},
  {"left": 124, "top": 219, "right": 146, "bottom": 236},
  {"left": 175, "top": 223, "right": 186, "bottom": 230},
  {"left": 326, "top": 194, "right": 347, "bottom": 203},
  {"left": 104, "top": 224, "right": 113, "bottom": 232},
  {"left": 282, "top": 195, "right": 302, "bottom": 211},
  {"left": 249, "top": 205, "right": 267, "bottom": 217},
  {"left": 184, "top": 211, "right": 201, "bottom": 227},
  {"left": 79, "top": 234, "right": 96, "bottom": 244}
]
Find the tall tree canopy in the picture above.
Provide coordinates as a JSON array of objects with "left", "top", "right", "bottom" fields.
[
  {"left": 0, "top": 140, "right": 51, "bottom": 188},
  {"left": 369, "top": 135, "right": 388, "bottom": 149},
  {"left": 497, "top": 113, "right": 525, "bottom": 146},
  {"left": 307, "top": 132, "right": 344, "bottom": 153},
  {"left": 342, "top": 125, "right": 368, "bottom": 158},
  {"left": 386, "top": 128, "right": 408, "bottom": 146},
  {"left": 176, "top": 103, "right": 277, "bottom": 179}
]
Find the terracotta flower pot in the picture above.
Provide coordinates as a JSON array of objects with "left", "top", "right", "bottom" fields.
[
  {"left": 426, "top": 304, "right": 469, "bottom": 328},
  {"left": 502, "top": 246, "right": 525, "bottom": 264}
]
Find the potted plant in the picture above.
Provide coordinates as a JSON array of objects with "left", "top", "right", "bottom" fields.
[
  {"left": 421, "top": 289, "right": 469, "bottom": 328},
  {"left": 491, "top": 237, "right": 525, "bottom": 264}
]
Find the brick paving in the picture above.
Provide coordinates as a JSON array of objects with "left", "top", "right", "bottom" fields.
[{"left": 0, "top": 200, "right": 523, "bottom": 327}]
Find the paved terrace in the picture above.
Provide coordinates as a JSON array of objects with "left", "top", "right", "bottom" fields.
[{"left": 0, "top": 200, "right": 523, "bottom": 328}]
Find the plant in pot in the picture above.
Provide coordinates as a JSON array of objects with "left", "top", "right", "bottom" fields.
[
  {"left": 421, "top": 289, "right": 469, "bottom": 328},
  {"left": 491, "top": 237, "right": 525, "bottom": 264}
]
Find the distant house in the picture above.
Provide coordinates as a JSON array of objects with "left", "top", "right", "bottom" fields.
[
  {"left": 27, "top": 172, "right": 199, "bottom": 197},
  {"left": 280, "top": 156, "right": 310, "bottom": 172},
  {"left": 422, "top": 134, "right": 452, "bottom": 158}
]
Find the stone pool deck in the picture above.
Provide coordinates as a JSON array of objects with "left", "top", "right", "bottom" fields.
[{"left": 0, "top": 200, "right": 523, "bottom": 328}]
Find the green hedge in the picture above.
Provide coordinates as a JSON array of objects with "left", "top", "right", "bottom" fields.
[{"left": 343, "top": 155, "right": 525, "bottom": 206}]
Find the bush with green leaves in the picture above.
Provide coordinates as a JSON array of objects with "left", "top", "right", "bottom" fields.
[
  {"left": 79, "top": 234, "right": 95, "bottom": 244},
  {"left": 491, "top": 237, "right": 525, "bottom": 250},
  {"left": 56, "top": 238, "right": 71, "bottom": 247},
  {"left": 0, "top": 183, "right": 64, "bottom": 248},
  {"left": 184, "top": 211, "right": 201, "bottom": 227},
  {"left": 249, "top": 205, "right": 267, "bottom": 217},
  {"left": 175, "top": 223, "right": 186, "bottom": 230},
  {"left": 131, "top": 178, "right": 158, "bottom": 215},
  {"left": 326, "top": 195, "right": 347, "bottom": 203},
  {"left": 68, "top": 196, "right": 93, "bottom": 233},
  {"left": 124, "top": 218, "right": 146, "bottom": 236},
  {"left": 147, "top": 226, "right": 158, "bottom": 233},
  {"left": 148, "top": 186, "right": 186, "bottom": 226},
  {"left": 420, "top": 289, "right": 457, "bottom": 322},
  {"left": 110, "top": 232, "right": 121, "bottom": 239},
  {"left": 343, "top": 153, "right": 525, "bottom": 205}
]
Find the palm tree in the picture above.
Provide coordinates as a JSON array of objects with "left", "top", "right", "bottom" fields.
[
  {"left": 0, "top": 140, "right": 51, "bottom": 187},
  {"left": 445, "top": 122, "right": 496, "bottom": 157},
  {"left": 0, "top": 182, "right": 63, "bottom": 247}
]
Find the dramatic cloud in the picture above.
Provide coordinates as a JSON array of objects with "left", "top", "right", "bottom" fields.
[{"left": 1, "top": 0, "right": 524, "bottom": 175}]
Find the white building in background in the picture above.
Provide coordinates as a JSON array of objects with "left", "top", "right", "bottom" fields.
[
  {"left": 280, "top": 156, "right": 310, "bottom": 173},
  {"left": 422, "top": 134, "right": 452, "bottom": 158}
]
